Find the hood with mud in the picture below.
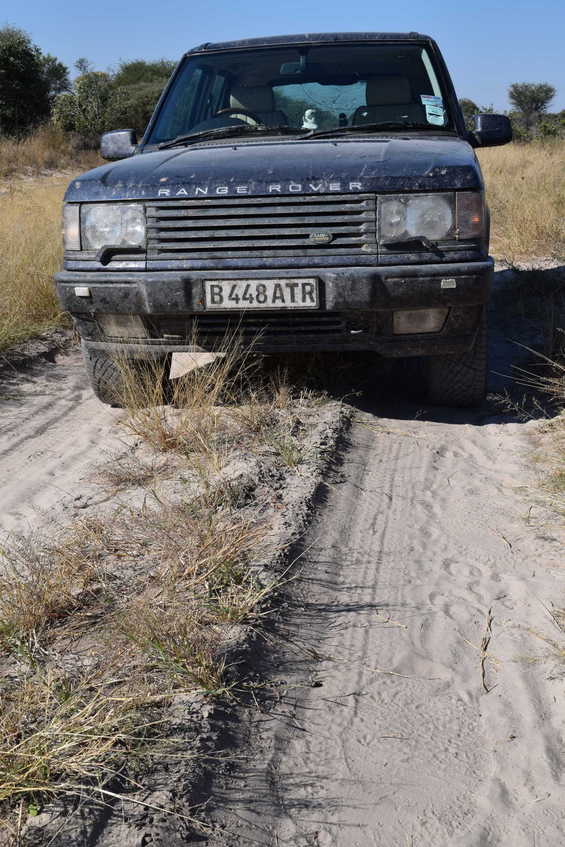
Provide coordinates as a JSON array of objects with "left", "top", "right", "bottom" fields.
[{"left": 65, "top": 135, "right": 481, "bottom": 202}]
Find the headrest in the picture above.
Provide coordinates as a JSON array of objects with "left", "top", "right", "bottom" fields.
[
  {"left": 230, "top": 85, "right": 274, "bottom": 113},
  {"left": 366, "top": 76, "right": 412, "bottom": 106}
]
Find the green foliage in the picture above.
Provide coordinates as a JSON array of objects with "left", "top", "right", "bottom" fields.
[
  {"left": 459, "top": 98, "right": 478, "bottom": 131},
  {"left": 508, "top": 82, "right": 556, "bottom": 131},
  {"left": 40, "top": 54, "right": 70, "bottom": 103},
  {"left": 52, "top": 59, "right": 173, "bottom": 142},
  {"left": 0, "top": 26, "right": 56, "bottom": 135},
  {"left": 75, "top": 58, "right": 93, "bottom": 76},
  {"left": 52, "top": 71, "right": 114, "bottom": 144},
  {"left": 112, "top": 59, "right": 175, "bottom": 88},
  {"left": 106, "top": 81, "right": 166, "bottom": 137}
]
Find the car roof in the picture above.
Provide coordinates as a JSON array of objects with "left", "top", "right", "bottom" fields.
[{"left": 187, "top": 32, "right": 434, "bottom": 55}]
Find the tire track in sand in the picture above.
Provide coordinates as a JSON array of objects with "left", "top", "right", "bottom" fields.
[{"left": 209, "top": 408, "right": 564, "bottom": 847}]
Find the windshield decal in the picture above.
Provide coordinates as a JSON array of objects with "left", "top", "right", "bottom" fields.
[{"left": 421, "top": 95, "right": 445, "bottom": 126}]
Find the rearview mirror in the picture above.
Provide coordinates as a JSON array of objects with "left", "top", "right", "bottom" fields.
[
  {"left": 471, "top": 114, "right": 512, "bottom": 148},
  {"left": 100, "top": 129, "right": 137, "bottom": 160}
]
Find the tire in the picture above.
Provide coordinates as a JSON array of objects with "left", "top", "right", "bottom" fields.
[
  {"left": 82, "top": 347, "right": 170, "bottom": 407},
  {"left": 426, "top": 313, "right": 488, "bottom": 408}
]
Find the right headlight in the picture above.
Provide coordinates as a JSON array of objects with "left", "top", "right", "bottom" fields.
[
  {"left": 378, "top": 192, "right": 484, "bottom": 244},
  {"left": 80, "top": 203, "right": 146, "bottom": 251}
]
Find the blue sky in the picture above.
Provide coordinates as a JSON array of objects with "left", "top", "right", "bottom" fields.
[{"left": 5, "top": 0, "right": 564, "bottom": 111}]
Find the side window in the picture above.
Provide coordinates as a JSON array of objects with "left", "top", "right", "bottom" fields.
[{"left": 150, "top": 66, "right": 204, "bottom": 142}]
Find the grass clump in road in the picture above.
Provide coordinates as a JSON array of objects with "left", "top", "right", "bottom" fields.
[
  {"left": 0, "top": 495, "right": 268, "bottom": 833},
  {"left": 0, "top": 342, "right": 329, "bottom": 834}
]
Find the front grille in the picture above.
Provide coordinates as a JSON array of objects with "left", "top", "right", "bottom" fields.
[
  {"left": 150, "top": 312, "right": 347, "bottom": 340},
  {"left": 146, "top": 194, "right": 376, "bottom": 259}
]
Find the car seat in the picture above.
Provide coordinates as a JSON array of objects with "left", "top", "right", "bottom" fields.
[
  {"left": 351, "top": 76, "right": 426, "bottom": 125},
  {"left": 229, "top": 85, "right": 288, "bottom": 127}
]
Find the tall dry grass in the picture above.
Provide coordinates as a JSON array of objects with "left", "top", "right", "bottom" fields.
[
  {"left": 0, "top": 179, "right": 68, "bottom": 350},
  {"left": 478, "top": 140, "right": 565, "bottom": 261},
  {"left": 0, "top": 125, "right": 99, "bottom": 180}
]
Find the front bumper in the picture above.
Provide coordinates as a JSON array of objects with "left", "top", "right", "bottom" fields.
[{"left": 55, "top": 259, "right": 492, "bottom": 357}]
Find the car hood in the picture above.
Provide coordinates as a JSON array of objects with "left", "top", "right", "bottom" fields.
[{"left": 65, "top": 135, "right": 481, "bottom": 202}]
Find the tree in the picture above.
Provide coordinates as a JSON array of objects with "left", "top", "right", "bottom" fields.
[
  {"left": 53, "top": 71, "right": 114, "bottom": 145},
  {"left": 0, "top": 26, "right": 50, "bottom": 134},
  {"left": 459, "top": 98, "right": 478, "bottom": 130},
  {"left": 53, "top": 58, "right": 175, "bottom": 142},
  {"left": 112, "top": 59, "right": 175, "bottom": 88},
  {"left": 40, "top": 53, "right": 70, "bottom": 103},
  {"left": 106, "top": 81, "right": 167, "bottom": 136},
  {"left": 75, "top": 57, "right": 93, "bottom": 75},
  {"left": 508, "top": 82, "right": 556, "bottom": 132},
  {"left": 108, "top": 60, "right": 175, "bottom": 136}
]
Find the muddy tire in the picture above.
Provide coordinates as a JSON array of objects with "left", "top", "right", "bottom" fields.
[
  {"left": 82, "top": 347, "right": 170, "bottom": 407},
  {"left": 427, "top": 314, "right": 488, "bottom": 408}
]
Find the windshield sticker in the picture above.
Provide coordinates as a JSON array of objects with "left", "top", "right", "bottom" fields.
[{"left": 421, "top": 94, "right": 445, "bottom": 126}]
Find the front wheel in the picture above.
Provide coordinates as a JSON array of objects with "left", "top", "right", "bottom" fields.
[
  {"left": 426, "top": 314, "right": 488, "bottom": 408},
  {"left": 82, "top": 347, "right": 170, "bottom": 407}
]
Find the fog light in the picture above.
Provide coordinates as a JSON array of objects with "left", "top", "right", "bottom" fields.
[
  {"left": 97, "top": 314, "right": 148, "bottom": 338},
  {"left": 393, "top": 308, "right": 448, "bottom": 335}
]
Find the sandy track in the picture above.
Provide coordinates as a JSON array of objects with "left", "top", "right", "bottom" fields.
[
  {"left": 0, "top": 349, "right": 122, "bottom": 536},
  {"left": 0, "top": 303, "right": 563, "bottom": 846},
  {"left": 209, "top": 406, "right": 564, "bottom": 846}
]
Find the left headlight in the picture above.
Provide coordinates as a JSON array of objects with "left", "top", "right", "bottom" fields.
[{"left": 80, "top": 203, "right": 146, "bottom": 251}]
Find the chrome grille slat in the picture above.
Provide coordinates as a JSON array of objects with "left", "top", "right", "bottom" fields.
[{"left": 147, "top": 193, "right": 376, "bottom": 259}]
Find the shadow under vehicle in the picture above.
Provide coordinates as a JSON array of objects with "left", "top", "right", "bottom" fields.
[{"left": 55, "top": 32, "right": 512, "bottom": 407}]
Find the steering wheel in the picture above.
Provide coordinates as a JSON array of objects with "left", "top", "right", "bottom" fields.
[{"left": 215, "top": 107, "right": 262, "bottom": 126}]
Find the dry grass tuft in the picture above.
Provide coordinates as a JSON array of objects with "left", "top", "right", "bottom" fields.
[
  {"left": 478, "top": 140, "right": 565, "bottom": 261},
  {"left": 117, "top": 340, "right": 259, "bottom": 457},
  {"left": 0, "top": 536, "right": 101, "bottom": 646},
  {"left": 0, "top": 488, "right": 270, "bottom": 823},
  {"left": 115, "top": 335, "right": 309, "bottom": 476},
  {"left": 0, "top": 668, "right": 154, "bottom": 805}
]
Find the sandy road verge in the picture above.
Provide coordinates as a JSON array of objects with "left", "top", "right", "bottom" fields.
[{"left": 0, "top": 344, "right": 350, "bottom": 845}]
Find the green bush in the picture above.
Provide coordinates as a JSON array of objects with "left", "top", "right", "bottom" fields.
[
  {"left": 52, "top": 72, "right": 114, "bottom": 146},
  {"left": 105, "top": 81, "right": 166, "bottom": 137},
  {"left": 52, "top": 60, "right": 173, "bottom": 144}
]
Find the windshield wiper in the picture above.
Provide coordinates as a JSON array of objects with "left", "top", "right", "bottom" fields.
[
  {"left": 299, "top": 121, "right": 445, "bottom": 140},
  {"left": 158, "top": 124, "right": 301, "bottom": 149}
]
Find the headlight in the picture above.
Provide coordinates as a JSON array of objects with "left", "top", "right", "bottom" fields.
[
  {"left": 379, "top": 193, "right": 455, "bottom": 243},
  {"left": 80, "top": 203, "right": 146, "bottom": 250},
  {"left": 406, "top": 195, "right": 453, "bottom": 240},
  {"left": 379, "top": 192, "right": 485, "bottom": 245}
]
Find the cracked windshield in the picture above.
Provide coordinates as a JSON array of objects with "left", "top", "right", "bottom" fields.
[{"left": 148, "top": 42, "right": 450, "bottom": 143}]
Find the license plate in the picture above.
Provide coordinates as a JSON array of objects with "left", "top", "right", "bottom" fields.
[{"left": 204, "top": 278, "right": 319, "bottom": 310}]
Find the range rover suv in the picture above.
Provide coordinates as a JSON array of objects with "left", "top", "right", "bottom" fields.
[{"left": 56, "top": 32, "right": 512, "bottom": 406}]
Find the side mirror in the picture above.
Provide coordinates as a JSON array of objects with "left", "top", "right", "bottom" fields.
[
  {"left": 100, "top": 129, "right": 137, "bottom": 160},
  {"left": 472, "top": 114, "right": 512, "bottom": 148}
]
